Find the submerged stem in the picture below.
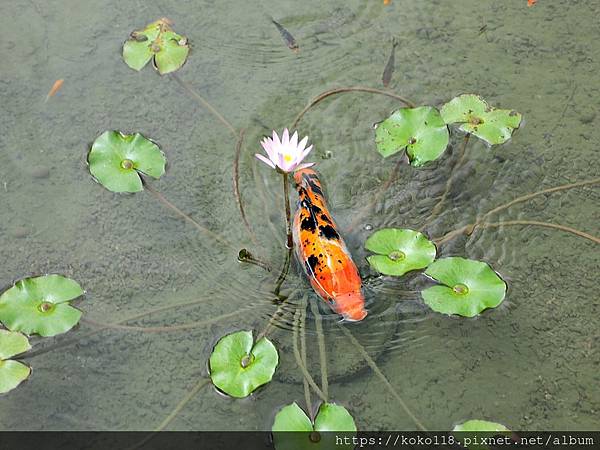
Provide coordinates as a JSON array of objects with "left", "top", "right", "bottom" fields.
[
  {"left": 298, "top": 298, "right": 314, "bottom": 420},
  {"left": 233, "top": 129, "right": 258, "bottom": 245},
  {"left": 170, "top": 73, "right": 237, "bottom": 137},
  {"left": 273, "top": 172, "right": 294, "bottom": 295},
  {"left": 292, "top": 86, "right": 416, "bottom": 129},
  {"left": 421, "top": 133, "right": 471, "bottom": 230},
  {"left": 130, "top": 377, "right": 211, "bottom": 449},
  {"left": 337, "top": 324, "right": 427, "bottom": 431},
  {"left": 293, "top": 299, "right": 327, "bottom": 403},
  {"left": 309, "top": 300, "right": 329, "bottom": 401},
  {"left": 143, "top": 178, "right": 237, "bottom": 251}
]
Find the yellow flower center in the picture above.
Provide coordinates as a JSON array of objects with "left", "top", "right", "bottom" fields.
[{"left": 283, "top": 153, "right": 293, "bottom": 162}]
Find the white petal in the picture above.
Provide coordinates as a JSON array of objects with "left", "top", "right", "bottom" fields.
[
  {"left": 290, "top": 131, "right": 298, "bottom": 148},
  {"left": 272, "top": 130, "right": 281, "bottom": 147},
  {"left": 297, "top": 136, "right": 309, "bottom": 152},
  {"left": 261, "top": 138, "right": 276, "bottom": 160},
  {"left": 255, "top": 153, "right": 276, "bottom": 169},
  {"left": 294, "top": 162, "right": 316, "bottom": 171},
  {"left": 301, "top": 144, "right": 314, "bottom": 159},
  {"left": 282, "top": 128, "right": 290, "bottom": 146}
]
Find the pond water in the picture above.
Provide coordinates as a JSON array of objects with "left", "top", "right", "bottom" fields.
[{"left": 1, "top": 0, "right": 599, "bottom": 432}]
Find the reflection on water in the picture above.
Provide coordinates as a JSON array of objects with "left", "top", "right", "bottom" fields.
[{"left": 1, "top": 0, "right": 599, "bottom": 431}]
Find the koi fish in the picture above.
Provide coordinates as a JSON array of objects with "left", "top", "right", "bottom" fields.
[
  {"left": 293, "top": 169, "right": 367, "bottom": 321},
  {"left": 384, "top": 0, "right": 391, "bottom": 5},
  {"left": 271, "top": 18, "right": 299, "bottom": 52},
  {"left": 528, "top": 0, "right": 536, "bottom": 6},
  {"left": 45, "top": 79, "right": 64, "bottom": 102},
  {"left": 382, "top": 38, "right": 398, "bottom": 87}
]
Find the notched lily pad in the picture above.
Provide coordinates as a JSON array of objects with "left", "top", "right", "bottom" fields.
[
  {"left": 123, "top": 18, "right": 190, "bottom": 74},
  {"left": 0, "top": 330, "right": 31, "bottom": 394},
  {"left": 421, "top": 257, "right": 507, "bottom": 317},
  {"left": 440, "top": 94, "right": 522, "bottom": 145},
  {"left": 88, "top": 131, "right": 167, "bottom": 193},
  {"left": 272, "top": 402, "right": 356, "bottom": 450},
  {"left": 365, "top": 228, "right": 436, "bottom": 276},
  {"left": 209, "top": 330, "right": 278, "bottom": 398},
  {"left": 0, "top": 275, "right": 84, "bottom": 337},
  {"left": 375, "top": 106, "right": 449, "bottom": 167},
  {"left": 453, "top": 420, "right": 511, "bottom": 450}
]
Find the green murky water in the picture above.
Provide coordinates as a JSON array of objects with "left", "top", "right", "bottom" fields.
[{"left": 1, "top": 0, "right": 598, "bottom": 431}]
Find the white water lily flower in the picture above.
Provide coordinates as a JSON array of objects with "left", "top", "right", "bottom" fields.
[{"left": 255, "top": 128, "right": 315, "bottom": 173}]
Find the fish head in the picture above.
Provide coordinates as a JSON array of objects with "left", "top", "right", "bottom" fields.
[
  {"left": 293, "top": 168, "right": 318, "bottom": 187},
  {"left": 332, "top": 291, "right": 368, "bottom": 322}
]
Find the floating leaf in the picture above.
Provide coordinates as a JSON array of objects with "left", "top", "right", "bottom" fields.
[
  {"left": 375, "top": 106, "right": 449, "bottom": 166},
  {"left": 0, "top": 359, "right": 31, "bottom": 394},
  {"left": 209, "top": 330, "right": 278, "bottom": 398},
  {"left": 421, "top": 257, "right": 506, "bottom": 317},
  {"left": 453, "top": 420, "right": 511, "bottom": 450},
  {"left": 272, "top": 402, "right": 356, "bottom": 450},
  {"left": 88, "top": 131, "right": 167, "bottom": 193},
  {"left": 454, "top": 420, "right": 510, "bottom": 432},
  {"left": 0, "top": 275, "right": 84, "bottom": 337},
  {"left": 365, "top": 228, "right": 436, "bottom": 276},
  {"left": 123, "top": 18, "right": 189, "bottom": 74},
  {"left": 440, "top": 94, "right": 522, "bottom": 145},
  {"left": 0, "top": 330, "right": 31, "bottom": 359},
  {"left": 0, "top": 330, "right": 32, "bottom": 394}
]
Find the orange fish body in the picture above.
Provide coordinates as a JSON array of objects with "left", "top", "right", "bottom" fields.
[
  {"left": 527, "top": 0, "right": 536, "bottom": 6},
  {"left": 293, "top": 169, "right": 367, "bottom": 321}
]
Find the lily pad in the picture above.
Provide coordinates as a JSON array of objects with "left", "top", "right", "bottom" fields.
[
  {"left": 0, "top": 275, "right": 84, "bottom": 337},
  {"left": 453, "top": 420, "right": 511, "bottom": 450},
  {"left": 0, "top": 329, "right": 31, "bottom": 359},
  {"left": 272, "top": 402, "right": 356, "bottom": 450},
  {"left": 440, "top": 94, "right": 522, "bottom": 145},
  {"left": 365, "top": 228, "right": 436, "bottom": 276},
  {"left": 209, "top": 330, "right": 278, "bottom": 398},
  {"left": 421, "top": 257, "right": 506, "bottom": 317},
  {"left": 374, "top": 106, "right": 449, "bottom": 166},
  {"left": 0, "top": 330, "right": 31, "bottom": 394},
  {"left": 88, "top": 131, "right": 167, "bottom": 193},
  {"left": 123, "top": 18, "right": 189, "bottom": 74},
  {"left": 454, "top": 420, "right": 510, "bottom": 432}
]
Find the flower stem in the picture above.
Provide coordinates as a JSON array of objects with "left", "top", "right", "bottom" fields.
[{"left": 283, "top": 172, "right": 293, "bottom": 249}]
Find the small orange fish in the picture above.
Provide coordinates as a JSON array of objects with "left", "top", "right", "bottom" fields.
[
  {"left": 527, "top": 0, "right": 536, "bottom": 6},
  {"left": 293, "top": 169, "right": 367, "bottom": 321},
  {"left": 384, "top": 0, "right": 391, "bottom": 5},
  {"left": 45, "top": 79, "right": 64, "bottom": 102}
]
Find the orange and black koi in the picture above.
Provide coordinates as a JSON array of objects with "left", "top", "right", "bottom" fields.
[
  {"left": 271, "top": 18, "right": 299, "bottom": 53},
  {"left": 293, "top": 169, "right": 367, "bottom": 321}
]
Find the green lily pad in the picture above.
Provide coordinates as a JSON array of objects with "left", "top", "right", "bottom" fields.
[
  {"left": 88, "top": 131, "right": 167, "bottom": 193},
  {"left": 123, "top": 18, "right": 190, "bottom": 74},
  {"left": 365, "top": 228, "right": 436, "bottom": 276},
  {"left": 209, "top": 330, "right": 278, "bottom": 398},
  {"left": 440, "top": 94, "right": 522, "bottom": 145},
  {"left": 454, "top": 420, "right": 510, "bottom": 432},
  {"left": 272, "top": 402, "right": 356, "bottom": 450},
  {"left": 453, "top": 420, "right": 511, "bottom": 450},
  {"left": 421, "top": 257, "right": 507, "bottom": 317},
  {"left": 0, "top": 275, "right": 84, "bottom": 337},
  {"left": 0, "top": 359, "right": 31, "bottom": 394},
  {"left": 375, "top": 106, "right": 450, "bottom": 167},
  {"left": 0, "top": 330, "right": 31, "bottom": 359}
]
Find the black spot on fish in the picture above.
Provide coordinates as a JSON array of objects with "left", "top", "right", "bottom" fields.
[
  {"left": 319, "top": 224, "right": 340, "bottom": 240},
  {"left": 306, "top": 178, "right": 324, "bottom": 197},
  {"left": 320, "top": 214, "right": 332, "bottom": 224},
  {"left": 301, "top": 216, "right": 317, "bottom": 232},
  {"left": 306, "top": 254, "right": 319, "bottom": 273}
]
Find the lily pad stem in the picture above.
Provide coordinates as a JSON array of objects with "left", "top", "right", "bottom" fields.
[
  {"left": 130, "top": 377, "right": 211, "bottom": 449},
  {"left": 337, "top": 323, "right": 427, "bottom": 431},
  {"left": 170, "top": 73, "right": 237, "bottom": 137},
  {"left": 293, "top": 299, "right": 327, "bottom": 403},
  {"left": 233, "top": 129, "right": 258, "bottom": 246},
  {"left": 142, "top": 178, "right": 237, "bottom": 251},
  {"left": 420, "top": 133, "right": 471, "bottom": 230},
  {"left": 273, "top": 172, "right": 294, "bottom": 295},
  {"left": 292, "top": 86, "right": 416, "bottom": 129},
  {"left": 309, "top": 299, "right": 329, "bottom": 401},
  {"left": 297, "top": 298, "right": 314, "bottom": 421}
]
